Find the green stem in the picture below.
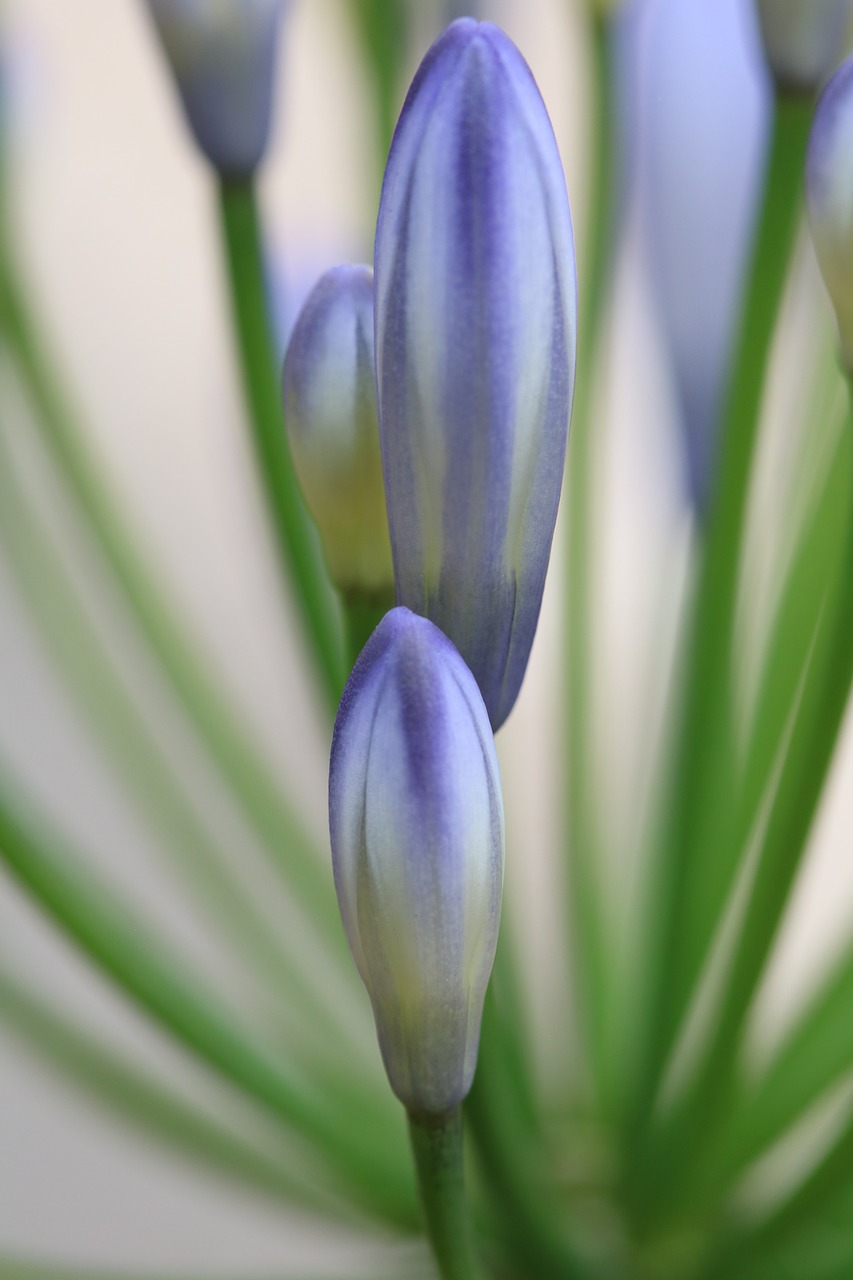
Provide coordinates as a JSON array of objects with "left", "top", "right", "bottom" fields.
[
  {"left": 680, "top": 401, "right": 853, "bottom": 1153},
  {"left": 341, "top": 589, "right": 394, "bottom": 675},
  {"left": 565, "top": 10, "right": 619, "bottom": 1115},
  {"left": 628, "top": 95, "right": 813, "bottom": 1139},
  {"left": 0, "top": 783, "right": 418, "bottom": 1229},
  {"left": 0, "top": 424, "right": 364, "bottom": 1073},
  {"left": 217, "top": 177, "right": 343, "bottom": 707},
  {"left": 0, "top": 243, "right": 347, "bottom": 961},
  {"left": 0, "top": 964, "right": 342, "bottom": 1219},
  {"left": 408, "top": 1110, "right": 480, "bottom": 1280}
]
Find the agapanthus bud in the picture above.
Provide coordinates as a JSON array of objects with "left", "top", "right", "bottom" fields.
[
  {"left": 807, "top": 56, "right": 853, "bottom": 369},
  {"left": 755, "top": 0, "right": 851, "bottom": 93},
  {"left": 283, "top": 265, "right": 393, "bottom": 600},
  {"left": 329, "top": 607, "right": 504, "bottom": 1115},
  {"left": 630, "top": 0, "right": 769, "bottom": 509},
  {"left": 374, "top": 19, "right": 577, "bottom": 732},
  {"left": 146, "top": 0, "right": 287, "bottom": 176}
]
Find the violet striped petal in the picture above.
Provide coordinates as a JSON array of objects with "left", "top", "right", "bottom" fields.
[
  {"left": 807, "top": 55, "right": 853, "bottom": 369},
  {"left": 374, "top": 19, "right": 577, "bottom": 731},
  {"left": 329, "top": 607, "right": 504, "bottom": 1115},
  {"left": 145, "top": 0, "right": 287, "bottom": 176}
]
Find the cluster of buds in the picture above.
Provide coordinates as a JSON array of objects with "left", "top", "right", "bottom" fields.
[
  {"left": 143, "top": 7, "right": 576, "bottom": 1117},
  {"left": 286, "top": 19, "right": 577, "bottom": 1115}
]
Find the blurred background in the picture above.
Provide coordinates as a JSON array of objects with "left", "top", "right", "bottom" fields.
[{"left": 2, "top": 0, "right": 853, "bottom": 1273}]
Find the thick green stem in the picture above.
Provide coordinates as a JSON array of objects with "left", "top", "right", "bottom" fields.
[
  {"left": 565, "top": 11, "right": 620, "bottom": 1115},
  {"left": 628, "top": 96, "right": 813, "bottom": 1140},
  {"left": 217, "top": 177, "right": 344, "bottom": 708},
  {"left": 408, "top": 1109, "right": 480, "bottom": 1280}
]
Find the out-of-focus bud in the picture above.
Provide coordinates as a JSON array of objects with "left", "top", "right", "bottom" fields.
[
  {"left": 145, "top": 0, "right": 287, "bottom": 177},
  {"left": 329, "top": 607, "right": 504, "bottom": 1115},
  {"left": 283, "top": 264, "right": 394, "bottom": 601},
  {"left": 755, "top": 0, "right": 851, "bottom": 93},
  {"left": 375, "top": 20, "right": 577, "bottom": 732},
  {"left": 807, "top": 56, "right": 853, "bottom": 369},
  {"left": 628, "top": 0, "right": 769, "bottom": 509}
]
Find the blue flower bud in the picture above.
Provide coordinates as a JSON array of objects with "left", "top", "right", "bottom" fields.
[
  {"left": 146, "top": 0, "right": 288, "bottom": 176},
  {"left": 755, "top": 0, "right": 851, "bottom": 93},
  {"left": 283, "top": 264, "right": 394, "bottom": 600},
  {"left": 627, "top": 0, "right": 769, "bottom": 510},
  {"left": 807, "top": 56, "right": 853, "bottom": 369},
  {"left": 374, "top": 19, "right": 577, "bottom": 732},
  {"left": 329, "top": 607, "right": 504, "bottom": 1115}
]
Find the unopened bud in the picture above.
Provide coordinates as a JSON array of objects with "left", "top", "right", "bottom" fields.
[
  {"left": 146, "top": 0, "right": 287, "bottom": 176},
  {"left": 283, "top": 264, "right": 393, "bottom": 601},
  {"left": 329, "top": 607, "right": 504, "bottom": 1115},
  {"left": 807, "top": 55, "right": 853, "bottom": 369}
]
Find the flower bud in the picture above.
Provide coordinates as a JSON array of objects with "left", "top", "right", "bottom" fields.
[
  {"left": 374, "top": 19, "right": 577, "bottom": 732},
  {"left": 630, "top": 0, "right": 769, "bottom": 509},
  {"left": 329, "top": 607, "right": 504, "bottom": 1115},
  {"left": 283, "top": 264, "right": 393, "bottom": 600},
  {"left": 755, "top": 0, "right": 851, "bottom": 93},
  {"left": 146, "top": 0, "right": 287, "bottom": 176},
  {"left": 806, "top": 56, "right": 853, "bottom": 369}
]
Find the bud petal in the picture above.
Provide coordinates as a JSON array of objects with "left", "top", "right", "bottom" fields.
[
  {"left": 755, "top": 0, "right": 851, "bottom": 93},
  {"left": 146, "top": 0, "right": 287, "bottom": 176},
  {"left": 283, "top": 265, "right": 394, "bottom": 599},
  {"left": 329, "top": 607, "right": 504, "bottom": 1115},
  {"left": 374, "top": 19, "right": 578, "bottom": 731},
  {"left": 807, "top": 55, "right": 853, "bottom": 369}
]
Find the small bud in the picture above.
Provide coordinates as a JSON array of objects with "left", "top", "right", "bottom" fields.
[
  {"left": 375, "top": 20, "right": 577, "bottom": 731},
  {"left": 329, "top": 607, "right": 504, "bottom": 1115},
  {"left": 146, "top": 0, "right": 287, "bottom": 177},
  {"left": 755, "top": 0, "right": 851, "bottom": 94},
  {"left": 283, "top": 264, "right": 394, "bottom": 600},
  {"left": 806, "top": 56, "right": 853, "bottom": 369}
]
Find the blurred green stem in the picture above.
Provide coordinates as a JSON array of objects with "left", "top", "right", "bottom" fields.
[
  {"left": 0, "top": 785, "right": 418, "bottom": 1229},
  {"left": 341, "top": 589, "right": 394, "bottom": 674},
  {"left": 217, "top": 178, "right": 344, "bottom": 707},
  {"left": 0, "top": 240, "right": 347, "bottom": 963},
  {"left": 676, "top": 398, "right": 853, "bottom": 1158},
  {"left": 565, "top": 10, "right": 619, "bottom": 1115},
  {"left": 628, "top": 95, "right": 813, "bottom": 1141},
  {"left": 0, "top": 424, "right": 364, "bottom": 1076},
  {"left": 0, "top": 964, "right": 343, "bottom": 1219},
  {"left": 408, "top": 1109, "right": 480, "bottom": 1280}
]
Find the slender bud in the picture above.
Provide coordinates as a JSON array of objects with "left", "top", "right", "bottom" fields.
[
  {"left": 145, "top": 0, "right": 287, "bottom": 177},
  {"left": 329, "top": 607, "right": 504, "bottom": 1115},
  {"left": 630, "top": 0, "right": 769, "bottom": 509},
  {"left": 807, "top": 56, "right": 853, "bottom": 369},
  {"left": 374, "top": 19, "right": 577, "bottom": 732},
  {"left": 283, "top": 264, "right": 393, "bottom": 600},
  {"left": 755, "top": 0, "right": 851, "bottom": 94}
]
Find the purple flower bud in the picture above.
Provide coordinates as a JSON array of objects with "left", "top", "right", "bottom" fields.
[
  {"left": 146, "top": 0, "right": 288, "bottom": 177},
  {"left": 283, "top": 265, "right": 393, "bottom": 600},
  {"left": 807, "top": 56, "right": 853, "bottom": 369},
  {"left": 756, "top": 0, "right": 851, "bottom": 93},
  {"left": 329, "top": 607, "right": 504, "bottom": 1115},
  {"left": 374, "top": 19, "right": 577, "bottom": 732},
  {"left": 627, "top": 0, "right": 769, "bottom": 509}
]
